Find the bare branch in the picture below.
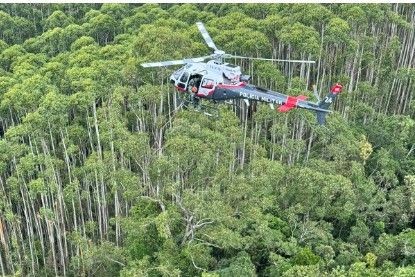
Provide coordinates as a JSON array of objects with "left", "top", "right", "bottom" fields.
[
  {"left": 190, "top": 254, "right": 206, "bottom": 272},
  {"left": 105, "top": 256, "right": 126, "bottom": 267}
]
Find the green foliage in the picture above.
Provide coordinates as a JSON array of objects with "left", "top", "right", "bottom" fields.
[
  {"left": 292, "top": 247, "right": 320, "bottom": 266},
  {"left": 279, "top": 22, "right": 320, "bottom": 55},
  {"left": 45, "top": 10, "right": 74, "bottom": 30},
  {"left": 325, "top": 17, "right": 351, "bottom": 45},
  {"left": 215, "top": 251, "right": 256, "bottom": 277},
  {"left": 0, "top": 3, "right": 414, "bottom": 277},
  {"left": 70, "top": 35, "right": 97, "bottom": 51}
]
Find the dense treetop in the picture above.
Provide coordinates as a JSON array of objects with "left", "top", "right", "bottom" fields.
[{"left": 0, "top": 3, "right": 415, "bottom": 276}]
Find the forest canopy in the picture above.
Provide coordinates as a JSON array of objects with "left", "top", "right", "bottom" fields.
[{"left": 0, "top": 3, "right": 415, "bottom": 276}]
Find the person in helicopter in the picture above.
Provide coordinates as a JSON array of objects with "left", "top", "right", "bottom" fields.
[
  {"left": 188, "top": 75, "right": 201, "bottom": 93},
  {"left": 188, "top": 75, "right": 202, "bottom": 108}
]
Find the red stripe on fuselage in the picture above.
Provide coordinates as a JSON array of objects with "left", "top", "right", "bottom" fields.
[
  {"left": 175, "top": 86, "right": 186, "bottom": 92},
  {"left": 278, "top": 105, "right": 294, "bottom": 112},
  {"left": 286, "top": 95, "right": 298, "bottom": 107},
  {"left": 278, "top": 95, "right": 308, "bottom": 112}
]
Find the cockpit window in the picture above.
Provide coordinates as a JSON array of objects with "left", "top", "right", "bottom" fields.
[
  {"left": 180, "top": 71, "right": 189, "bottom": 82},
  {"left": 173, "top": 67, "right": 184, "bottom": 79}
]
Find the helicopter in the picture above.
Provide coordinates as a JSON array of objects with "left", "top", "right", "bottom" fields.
[{"left": 141, "top": 22, "right": 342, "bottom": 124}]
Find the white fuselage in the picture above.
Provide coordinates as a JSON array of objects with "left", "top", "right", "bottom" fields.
[{"left": 170, "top": 60, "right": 243, "bottom": 95}]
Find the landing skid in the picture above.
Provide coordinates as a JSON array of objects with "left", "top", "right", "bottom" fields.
[{"left": 177, "top": 93, "right": 220, "bottom": 118}]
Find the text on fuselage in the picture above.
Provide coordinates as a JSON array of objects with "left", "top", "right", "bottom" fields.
[{"left": 239, "top": 92, "right": 282, "bottom": 104}]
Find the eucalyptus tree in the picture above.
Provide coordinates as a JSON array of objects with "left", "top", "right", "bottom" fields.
[
  {"left": 0, "top": 3, "right": 414, "bottom": 276},
  {"left": 44, "top": 10, "right": 74, "bottom": 30}
]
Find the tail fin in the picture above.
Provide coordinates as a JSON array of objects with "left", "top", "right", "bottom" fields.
[
  {"left": 316, "top": 111, "right": 327, "bottom": 125},
  {"left": 316, "top": 83, "right": 343, "bottom": 125}
]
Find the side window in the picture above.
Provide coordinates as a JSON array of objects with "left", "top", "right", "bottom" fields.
[
  {"left": 179, "top": 71, "right": 189, "bottom": 83},
  {"left": 201, "top": 78, "right": 214, "bottom": 89}
]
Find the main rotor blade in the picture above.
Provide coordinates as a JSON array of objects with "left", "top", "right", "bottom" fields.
[
  {"left": 229, "top": 55, "right": 316, "bottom": 64},
  {"left": 196, "top": 22, "right": 218, "bottom": 51},
  {"left": 141, "top": 56, "right": 210, "bottom": 68}
]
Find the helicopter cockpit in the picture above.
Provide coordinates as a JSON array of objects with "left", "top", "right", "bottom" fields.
[
  {"left": 170, "top": 63, "right": 209, "bottom": 93},
  {"left": 171, "top": 66, "right": 185, "bottom": 81},
  {"left": 170, "top": 65, "right": 188, "bottom": 89}
]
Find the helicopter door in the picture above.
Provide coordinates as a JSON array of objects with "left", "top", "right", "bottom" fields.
[
  {"left": 177, "top": 71, "right": 190, "bottom": 90},
  {"left": 198, "top": 77, "right": 215, "bottom": 96}
]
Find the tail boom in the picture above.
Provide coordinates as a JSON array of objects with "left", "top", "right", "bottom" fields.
[{"left": 315, "top": 83, "right": 343, "bottom": 124}]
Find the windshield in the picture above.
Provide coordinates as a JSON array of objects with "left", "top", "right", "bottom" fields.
[
  {"left": 179, "top": 71, "right": 189, "bottom": 83},
  {"left": 173, "top": 67, "right": 185, "bottom": 79}
]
